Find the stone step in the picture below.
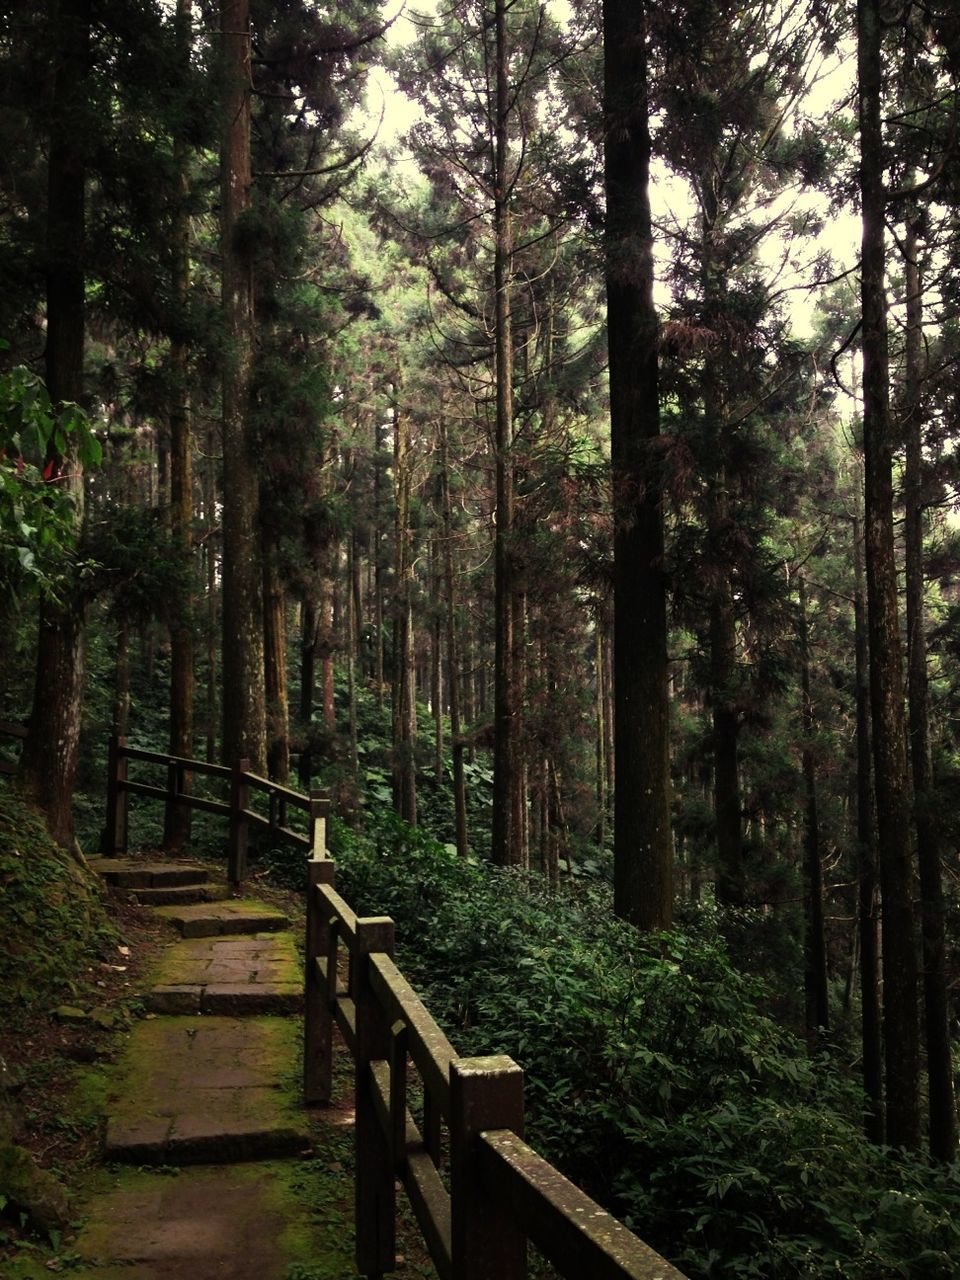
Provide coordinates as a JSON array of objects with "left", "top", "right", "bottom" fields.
[
  {"left": 73, "top": 1165, "right": 327, "bottom": 1280},
  {"left": 91, "top": 857, "right": 211, "bottom": 889},
  {"left": 147, "top": 933, "right": 303, "bottom": 1016},
  {"left": 103, "top": 1017, "right": 311, "bottom": 1166},
  {"left": 152, "top": 900, "right": 290, "bottom": 939},
  {"left": 127, "top": 883, "right": 232, "bottom": 907}
]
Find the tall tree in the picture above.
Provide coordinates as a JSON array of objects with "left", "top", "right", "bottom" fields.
[
  {"left": 604, "top": 0, "right": 673, "bottom": 929},
  {"left": 220, "top": 0, "right": 267, "bottom": 771},
  {"left": 853, "top": 508, "right": 883, "bottom": 1142},
  {"left": 164, "top": 0, "right": 196, "bottom": 849},
  {"left": 654, "top": 0, "right": 826, "bottom": 909},
  {"left": 856, "top": 0, "right": 920, "bottom": 1150},
  {"left": 490, "top": 0, "right": 520, "bottom": 867},
  {"left": 896, "top": 0, "right": 957, "bottom": 1161},
  {"left": 18, "top": 0, "right": 91, "bottom": 846}
]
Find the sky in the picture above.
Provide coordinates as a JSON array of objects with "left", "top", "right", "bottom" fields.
[{"left": 354, "top": 0, "right": 862, "bottom": 344}]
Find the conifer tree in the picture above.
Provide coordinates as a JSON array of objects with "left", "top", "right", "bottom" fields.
[
  {"left": 603, "top": 0, "right": 672, "bottom": 928},
  {"left": 856, "top": 0, "right": 919, "bottom": 1151}
]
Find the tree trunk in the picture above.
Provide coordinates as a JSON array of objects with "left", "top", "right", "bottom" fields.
[
  {"left": 603, "top": 614, "right": 614, "bottom": 805},
  {"left": 220, "top": 0, "right": 266, "bottom": 772},
  {"left": 164, "top": 0, "right": 194, "bottom": 851},
  {"left": 491, "top": 0, "right": 520, "bottom": 866},
  {"left": 854, "top": 511, "right": 884, "bottom": 1142},
  {"left": 320, "top": 575, "right": 335, "bottom": 732},
  {"left": 114, "top": 618, "right": 131, "bottom": 738},
  {"left": 20, "top": 0, "right": 90, "bottom": 847},
  {"left": 298, "top": 598, "right": 316, "bottom": 788},
  {"left": 392, "top": 389, "right": 417, "bottom": 824},
  {"left": 710, "top": 583, "right": 744, "bottom": 906},
  {"left": 513, "top": 587, "right": 528, "bottom": 868},
  {"left": 432, "top": 534, "right": 444, "bottom": 781},
  {"left": 799, "top": 575, "right": 829, "bottom": 1040},
  {"left": 594, "top": 608, "right": 607, "bottom": 847},
  {"left": 374, "top": 411, "right": 386, "bottom": 712},
  {"left": 263, "top": 556, "right": 290, "bottom": 783},
  {"left": 604, "top": 0, "right": 673, "bottom": 929},
  {"left": 347, "top": 536, "right": 360, "bottom": 789},
  {"left": 440, "top": 418, "right": 469, "bottom": 858},
  {"left": 204, "top": 418, "right": 218, "bottom": 763},
  {"left": 857, "top": 0, "right": 920, "bottom": 1150},
  {"left": 902, "top": 216, "right": 956, "bottom": 1159}
]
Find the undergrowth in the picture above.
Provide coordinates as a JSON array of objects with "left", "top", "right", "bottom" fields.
[
  {"left": 268, "top": 810, "right": 960, "bottom": 1280},
  {"left": 0, "top": 789, "right": 118, "bottom": 1025}
]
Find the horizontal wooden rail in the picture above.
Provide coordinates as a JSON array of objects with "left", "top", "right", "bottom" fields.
[
  {"left": 303, "top": 851, "right": 688, "bottom": 1280},
  {"left": 118, "top": 744, "right": 231, "bottom": 778},
  {"left": 103, "top": 734, "right": 331, "bottom": 885},
  {"left": 479, "top": 1130, "right": 687, "bottom": 1280},
  {"left": 369, "top": 951, "right": 457, "bottom": 1116}
]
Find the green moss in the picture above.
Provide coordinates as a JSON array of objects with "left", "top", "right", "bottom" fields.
[
  {"left": 0, "top": 1140, "right": 69, "bottom": 1232},
  {"left": 0, "top": 791, "right": 117, "bottom": 1022},
  {"left": 69, "top": 1064, "right": 114, "bottom": 1131}
]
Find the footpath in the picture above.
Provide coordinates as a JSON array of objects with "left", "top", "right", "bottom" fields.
[{"left": 65, "top": 856, "right": 359, "bottom": 1280}]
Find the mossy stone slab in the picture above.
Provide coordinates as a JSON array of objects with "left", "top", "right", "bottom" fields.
[
  {"left": 146, "top": 932, "right": 303, "bottom": 1015},
  {"left": 153, "top": 932, "right": 300, "bottom": 985},
  {"left": 103, "top": 1016, "right": 310, "bottom": 1165},
  {"left": 152, "top": 898, "right": 289, "bottom": 938},
  {"left": 71, "top": 1164, "right": 337, "bottom": 1280},
  {"left": 89, "top": 857, "right": 210, "bottom": 888}
]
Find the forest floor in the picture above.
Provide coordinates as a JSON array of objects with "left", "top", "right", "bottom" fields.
[{"left": 0, "top": 851, "right": 436, "bottom": 1280}]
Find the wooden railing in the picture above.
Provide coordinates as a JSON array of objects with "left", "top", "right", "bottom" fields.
[
  {"left": 0, "top": 719, "right": 27, "bottom": 777},
  {"left": 103, "top": 735, "right": 330, "bottom": 884},
  {"left": 303, "top": 848, "right": 688, "bottom": 1280},
  {"left": 102, "top": 735, "right": 686, "bottom": 1277}
]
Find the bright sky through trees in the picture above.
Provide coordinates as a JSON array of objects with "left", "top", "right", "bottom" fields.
[{"left": 359, "top": 0, "right": 861, "bottom": 346}]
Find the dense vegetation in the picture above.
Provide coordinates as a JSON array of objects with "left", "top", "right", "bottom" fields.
[
  {"left": 0, "top": 790, "right": 117, "bottom": 1026},
  {"left": 328, "top": 815, "right": 960, "bottom": 1279},
  {"left": 2, "top": 0, "right": 960, "bottom": 1272}
]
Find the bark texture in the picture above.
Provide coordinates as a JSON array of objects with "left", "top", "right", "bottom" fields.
[
  {"left": 604, "top": 0, "right": 673, "bottom": 929},
  {"left": 219, "top": 0, "right": 266, "bottom": 772},
  {"left": 799, "top": 575, "right": 829, "bottom": 1039},
  {"left": 902, "top": 217, "right": 956, "bottom": 1159},
  {"left": 854, "top": 512, "right": 883, "bottom": 1142},
  {"left": 490, "top": 0, "right": 521, "bottom": 866},
  {"left": 856, "top": 0, "right": 920, "bottom": 1150},
  {"left": 164, "top": 0, "right": 195, "bottom": 851}
]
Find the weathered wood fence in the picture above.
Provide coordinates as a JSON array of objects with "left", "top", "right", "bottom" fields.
[
  {"left": 102, "top": 736, "right": 687, "bottom": 1279},
  {"left": 0, "top": 719, "right": 27, "bottom": 776},
  {"left": 304, "top": 845, "right": 688, "bottom": 1280},
  {"left": 103, "top": 734, "right": 329, "bottom": 883}
]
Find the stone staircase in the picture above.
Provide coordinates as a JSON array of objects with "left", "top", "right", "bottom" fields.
[
  {"left": 90, "top": 856, "right": 229, "bottom": 906},
  {"left": 69, "top": 856, "right": 331, "bottom": 1279}
]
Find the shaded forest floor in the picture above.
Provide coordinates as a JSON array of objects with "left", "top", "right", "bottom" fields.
[{"left": 0, "top": 838, "right": 436, "bottom": 1280}]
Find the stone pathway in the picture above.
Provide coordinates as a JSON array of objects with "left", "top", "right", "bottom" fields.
[{"left": 68, "top": 858, "right": 355, "bottom": 1280}]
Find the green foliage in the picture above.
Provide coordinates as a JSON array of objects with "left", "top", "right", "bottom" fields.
[
  {"left": 0, "top": 358, "right": 101, "bottom": 605},
  {"left": 0, "top": 790, "right": 117, "bottom": 1023},
  {"left": 327, "top": 813, "right": 960, "bottom": 1279},
  {"left": 83, "top": 503, "right": 193, "bottom": 626}
]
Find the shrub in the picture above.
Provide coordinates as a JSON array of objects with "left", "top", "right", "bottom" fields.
[{"left": 327, "top": 811, "right": 960, "bottom": 1279}]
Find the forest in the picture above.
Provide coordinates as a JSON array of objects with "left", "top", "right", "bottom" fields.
[{"left": 2, "top": 0, "right": 960, "bottom": 1274}]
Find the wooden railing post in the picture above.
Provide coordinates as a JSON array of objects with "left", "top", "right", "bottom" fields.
[
  {"left": 309, "top": 789, "right": 331, "bottom": 858},
  {"left": 450, "top": 1056, "right": 526, "bottom": 1280},
  {"left": 354, "top": 916, "right": 396, "bottom": 1279},
  {"left": 104, "top": 734, "right": 129, "bottom": 855},
  {"left": 304, "top": 855, "right": 337, "bottom": 1105},
  {"left": 228, "top": 757, "right": 250, "bottom": 885}
]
